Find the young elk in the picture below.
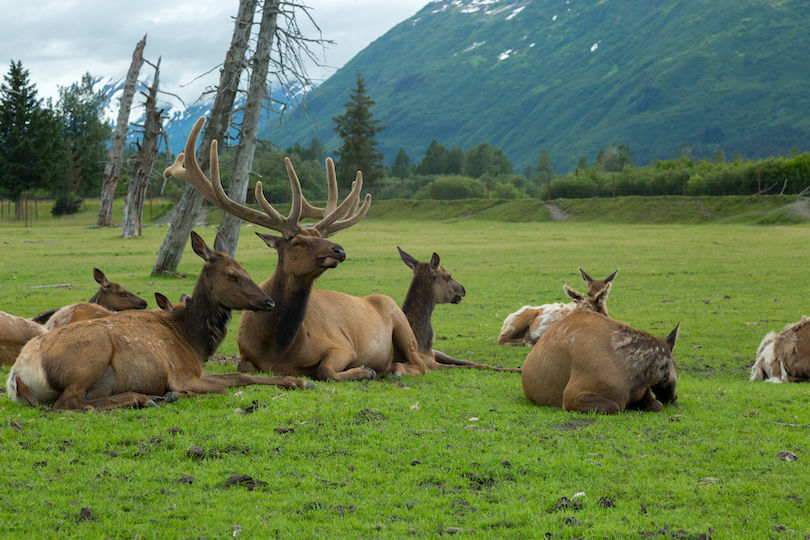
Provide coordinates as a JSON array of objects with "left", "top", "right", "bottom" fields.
[
  {"left": 522, "top": 308, "right": 679, "bottom": 414},
  {"left": 750, "top": 317, "right": 810, "bottom": 382},
  {"left": 164, "top": 117, "right": 434, "bottom": 381},
  {"left": 34, "top": 268, "right": 148, "bottom": 329},
  {"left": 496, "top": 268, "right": 618, "bottom": 346},
  {"left": 398, "top": 246, "right": 520, "bottom": 372},
  {"left": 6, "top": 231, "right": 313, "bottom": 411}
]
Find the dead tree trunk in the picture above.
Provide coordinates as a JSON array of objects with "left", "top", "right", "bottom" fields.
[
  {"left": 97, "top": 35, "right": 146, "bottom": 227},
  {"left": 122, "top": 59, "right": 163, "bottom": 239},
  {"left": 151, "top": 0, "right": 257, "bottom": 275},
  {"left": 219, "top": 0, "right": 280, "bottom": 258}
]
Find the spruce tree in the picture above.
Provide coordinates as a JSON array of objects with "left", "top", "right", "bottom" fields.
[
  {"left": 0, "top": 61, "right": 65, "bottom": 219},
  {"left": 332, "top": 71, "right": 386, "bottom": 187}
]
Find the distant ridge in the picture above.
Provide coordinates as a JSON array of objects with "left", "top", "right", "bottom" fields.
[{"left": 262, "top": 0, "right": 810, "bottom": 172}]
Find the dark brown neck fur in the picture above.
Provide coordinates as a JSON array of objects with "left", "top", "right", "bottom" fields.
[
  {"left": 171, "top": 272, "right": 233, "bottom": 361},
  {"left": 401, "top": 267, "right": 435, "bottom": 355}
]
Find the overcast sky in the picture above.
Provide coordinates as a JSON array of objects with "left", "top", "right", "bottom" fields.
[{"left": 1, "top": 0, "right": 430, "bottom": 108}]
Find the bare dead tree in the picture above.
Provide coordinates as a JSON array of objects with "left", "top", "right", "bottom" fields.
[
  {"left": 151, "top": 0, "right": 258, "bottom": 275},
  {"left": 151, "top": 0, "right": 331, "bottom": 273},
  {"left": 122, "top": 58, "right": 164, "bottom": 239},
  {"left": 219, "top": 0, "right": 280, "bottom": 257},
  {"left": 97, "top": 36, "right": 146, "bottom": 227}
]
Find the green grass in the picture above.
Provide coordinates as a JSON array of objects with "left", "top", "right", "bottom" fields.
[{"left": 1, "top": 199, "right": 810, "bottom": 538}]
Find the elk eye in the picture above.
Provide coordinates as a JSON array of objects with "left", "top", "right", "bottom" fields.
[
  {"left": 292, "top": 241, "right": 303, "bottom": 248},
  {"left": 228, "top": 273, "right": 239, "bottom": 282}
]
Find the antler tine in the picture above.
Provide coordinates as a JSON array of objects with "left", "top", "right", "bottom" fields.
[
  {"left": 253, "top": 181, "right": 300, "bottom": 238},
  {"left": 296, "top": 157, "right": 339, "bottom": 220},
  {"left": 314, "top": 170, "right": 372, "bottom": 238},
  {"left": 164, "top": 116, "right": 293, "bottom": 234}
]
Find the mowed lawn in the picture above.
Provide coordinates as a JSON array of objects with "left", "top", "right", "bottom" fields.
[{"left": 1, "top": 217, "right": 809, "bottom": 539}]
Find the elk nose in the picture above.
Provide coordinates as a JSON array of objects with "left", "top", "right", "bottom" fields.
[
  {"left": 265, "top": 297, "right": 275, "bottom": 310},
  {"left": 332, "top": 245, "right": 346, "bottom": 262}
]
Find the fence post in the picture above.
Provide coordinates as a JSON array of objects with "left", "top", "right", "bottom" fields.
[
  {"left": 149, "top": 185, "right": 153, "bottom": 220},
  {"left": 25, "top": 191, "right": 28, "bottom": 227},
  {"left": 547, "top": 174, "right": 551, "bottom": 201}
]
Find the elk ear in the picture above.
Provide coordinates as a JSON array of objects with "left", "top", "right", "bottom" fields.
[
  {"left": 579, "top": 267, "right": 593, "bottom": 284},
  {"left": 256, "top": 231, "right": 281, "bottom": 251},
  {"left": 94, "top": 268, "right": 110, "bottom": 288},
  {"left": 665, "top": 323, "right": 680, "bottom": 352},
  {"left": 604, "top": 269, "right": 619, "bottom": 284},
  {"left": 190, "top": 231, "right": 212, "bottom": 261},
  {"left": 213, "top": 232, "right": 229, "bottom": 254},
  {"left": 429, "top": 253, "right": 440, "bottom": 273},
  {"left": 564, "top": 285, "right": 585, "bottom": 303},
  {"left": 398, "top": 246, "right": 417, "bottom": 271},
  {"left": 154, "top": 292, "right": 172, "bottom": 312},
  {"left": 180, "top": 293, "right": 192, "bottom": 304}
]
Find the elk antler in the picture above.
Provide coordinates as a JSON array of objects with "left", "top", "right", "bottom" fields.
[{"left": 164, "top": 116, "right": 371, "bottom": 239}]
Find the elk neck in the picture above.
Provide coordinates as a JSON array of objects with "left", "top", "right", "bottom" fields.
[
  {"left": 401, "top": 269, "right": 436, "bottom": 354},
  {"left": 263, "top": 268, "right": 314, "bottom": 351},
  {"left": 170, "top": 274, "right": 233, "bottom": 361}
]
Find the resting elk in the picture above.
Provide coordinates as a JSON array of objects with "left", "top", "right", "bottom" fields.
[
  {"left": 34, "top": 268, "right": 148, "bottom": 329},
  {"left": 496, "top": 268, "right": 618, "bottom": 346},
  {"left": 164, "top": 117, "right": 434, "bottom": 381},
  {"left": 6, "top": 231, "right": 313, "bottom": 411},
  {"left": 522, "top": 305, "right": 679, "bottom": 414},
  {"left": 398, "top": 246, "right": 519, "bottom": 372},
  {"left": 750, "top": 317, "right": 810, "bottom": 382},
  {"left": 0, "top": 312, "right": 45, "bottom": 366}
]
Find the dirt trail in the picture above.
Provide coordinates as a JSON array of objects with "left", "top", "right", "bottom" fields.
[{"left": 545, "top": 203, "right": 572, "bottom": 221}]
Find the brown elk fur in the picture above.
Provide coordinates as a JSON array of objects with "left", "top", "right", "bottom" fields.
[
  {"left": 496, "top": 268, "right": 618, "bottom": 346},
  {"left": 0, "top": 312, "right": 45, "bottom": 366},
  {"left": 35, "top": 268, "right": 148, "bottom": 329},
  {"left": 751, "top": 317, "right": 810, "bottom": 382},
  {"left": 398, "top": 247, "right": 520, "bottom": 372},
  {"left": 522, "top": 311, "right": 679, "bottom": 414},
  {"left": 5, "top": 232, "right": 312, "bottom": 411},
  {"left": 164, "top": 117, "right": 433, "bottom": 381}
]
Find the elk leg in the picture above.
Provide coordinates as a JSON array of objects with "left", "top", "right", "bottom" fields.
[
  {"left": 52, "top": 386, "right": 158, "bottom": 411},
  {"left": 236, "top": 357, "right": 260, "bottom": 373},
  {"left": 626, "top": 387, "right": 663, "bottom": 412},
  {"left": 196, "top": 373, "right": 316, "bottom": 390},
  {"left": 563, "top": 387, "right": 621, "bottom": 414},
  {"left": 432, "top": 350, "right": 522, "bottom": 372},
  {"left": 316, "top": 356, "right": 377, "bottom": 381}
]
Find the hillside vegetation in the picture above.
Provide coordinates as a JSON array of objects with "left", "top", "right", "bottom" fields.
[{"left": 266, "top": 0, "right": 810, "bottom": 172}]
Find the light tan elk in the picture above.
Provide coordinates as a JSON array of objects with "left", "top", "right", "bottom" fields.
[
  {"left": 164, "top": 117, "right": 433, "bottom": 380},
  {"left": 496, "top": 267, "right": 618, "bottom": 346},
  {"left": 34, "top": 268, "right": 148, "bottom": 329},
  {"left": 398, "top": 246, "right": 520, "bottom": 372},
  {"left": 750, "top": 317, "right": 810, "bottom": 382},
  {"left": 0, "top": 312, "right": 45, "bottom": 366},
  {"left": 522, "top": 308, "right": 679, "bottom": 414},
  {"left": 6, "top": 231, "right": 313, "bottom": 411}
]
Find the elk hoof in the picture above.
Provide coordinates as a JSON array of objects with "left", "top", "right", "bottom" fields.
[
  {"left": 303, "top": 381, "right": 317, "bottom": 389},
  {"left": 145, "top": 400, "right": 160, "bottom": 408},
  {"left": 361, "top": 366, "right": 377, "bottom": 379},
  {"left": 388, "top": 371, "right": 404, "bottom": 380}
]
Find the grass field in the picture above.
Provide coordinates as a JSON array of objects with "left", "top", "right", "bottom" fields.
[{"left": 1, "top": 198, "right": 809, "bottom": 538}]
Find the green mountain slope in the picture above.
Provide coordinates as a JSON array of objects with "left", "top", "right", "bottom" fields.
[{"left": 263, "top": 0, "right": 810, "bottom": 173}]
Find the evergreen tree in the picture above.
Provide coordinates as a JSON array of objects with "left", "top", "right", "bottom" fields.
[
  {"left": 332, "top": 71, "right": 386, "bottom": 187},
  {"left": 443, "top": 145, "right": 464, "bottom": 175},
  {"left": 463, "top": 142, "right": 513, "bottom": 178},
  {"left": 533, "top": 147, "right": 554, "bottom": 180},
  {"left": 391, "top": 147, "right": 411, "bottom": 178},
  {"left": 418, "top": 139, "right": 446, "bottom": 175},
  {"left": 57, "top": 73, "right": 112, "bottom": 193},
  {"left": 0, "top": 61, "right": 65, "bottom": 219}
]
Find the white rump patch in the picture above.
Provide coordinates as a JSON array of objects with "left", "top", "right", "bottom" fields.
[{"left": 750, "top": 331, "right": 787, "bottom": 382}]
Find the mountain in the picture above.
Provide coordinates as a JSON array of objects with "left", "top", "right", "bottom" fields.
[{"left": 261, "top": 0, "right": 810, "bottom": 173}]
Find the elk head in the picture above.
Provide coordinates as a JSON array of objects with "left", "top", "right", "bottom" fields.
[
  {"left": 650, "top": 323, "right": 679, "bottom": 404},
  {"left": 564, "top": 283, "right": 609, "bottom": 316},
  {"left": 164, "top": 117, "right": 370, "bottom": 281},
  {"left": 579, "top": 268, "right": 618, "bottom": 298},
  {"left": 91, "top": 268, "right": 148, "bottom": 310},
  {"left": 398, "top": 247, "right": 466, "bottom": 305}
]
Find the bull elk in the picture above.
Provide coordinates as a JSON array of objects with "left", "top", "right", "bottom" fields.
[
  {"left": 34, "top": 268, "right": 148, "bottom": 329},
  {"left": 750, "top": 317, "right": 810, "bottom": 382},
  {"left": 398, "top": 246, "right": 519, "bottom": 372},
  {"left": 163, "top": 117, "right": 434, "bottom": 381},
  {"left": 522, "top": 307, "right": 679, "bottom": 414},
  {"left": 496, "top": 268, "right": 618, "bottom": 346},
  {"left": 5, "top": 231, "right": 313, "bottom": 411}
]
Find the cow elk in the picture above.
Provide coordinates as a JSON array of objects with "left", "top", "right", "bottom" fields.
[
  {"left": 522, "top": 307, "right": 679, "bottom": 414},
  {"left": 398, "top": 246, "right": 519, "bottom": 372},
  {"left": 496, "top": 268, "right": 618, "bottom": 346},
  {"left": 750, "top": 317, "right": 810, "bottom": 382},
  {"left": 163, "top": 117, "right": 434, "bottom": 381},
  {"left": 35, "top": 268, "right": 148, "bottom": 329},
  {"left": 6, "top": 231, "right": 313, "bottom": 411},
  {"left": 0, "top": 312, "right": 45, "bottom": 366}
]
